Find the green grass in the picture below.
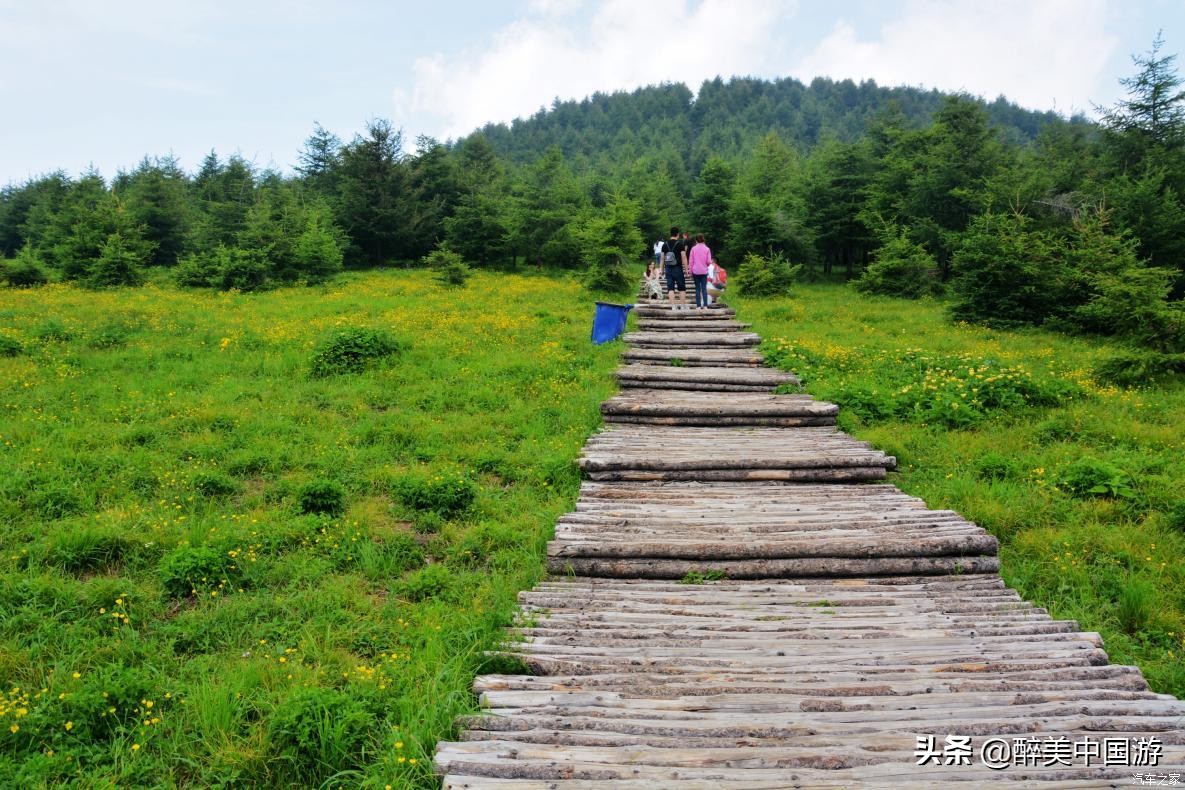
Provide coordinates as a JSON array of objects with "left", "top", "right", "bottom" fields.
[
  {"left": 738, "top": 283, "right": 1185, "bottom": 696},
  {"left": 0, "top": 270, "right": 620, "bottom": 786}
]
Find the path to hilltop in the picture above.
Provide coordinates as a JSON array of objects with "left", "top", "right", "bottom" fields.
[{"left": 435, "top": 294, "right": 1185, "bottom": 787}]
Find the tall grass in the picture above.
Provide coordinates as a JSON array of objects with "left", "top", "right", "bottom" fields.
[{"left": 0, "top": 270, "right": 619, "bottom": 786}]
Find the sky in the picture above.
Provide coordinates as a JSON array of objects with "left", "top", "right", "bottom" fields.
[{"left": 2, "top": 0, "right": 1183, "bottom": 184}]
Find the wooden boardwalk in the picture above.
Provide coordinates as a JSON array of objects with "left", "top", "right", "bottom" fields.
[{"left": 436, "top": 300, "right": 1185, "bottom": 786}]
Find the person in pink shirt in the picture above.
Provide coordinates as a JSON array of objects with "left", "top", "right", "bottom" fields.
[{"left": 687, "top": 233, "right": 713, "bottom": 309}]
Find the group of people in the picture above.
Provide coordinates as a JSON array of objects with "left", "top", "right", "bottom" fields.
[{"left": 644, "top": 227, "right": 727, "bottom": 310}]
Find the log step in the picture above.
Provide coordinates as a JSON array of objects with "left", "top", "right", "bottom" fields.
[
  {"left": 548, "top": 481, "right": 997, "bottom": 579},
  {"left": 614, "top": 365, "right": 800, "bottom": 392},
  {"left": 622, "top": 348, "right": 764, "bottom": 367},
  {"left": 635, "top": 319, "right": 750, "bottom": 332},
  {"left": 603, "top": 391, "right": 832, "bottom": 425},
  {"left": 633, "top": 307, "right": 736, "bottom": 319},
  {"left": 579, "top": 426, "right": 897, "bottom": 482},
  {"left": 623, "top": 332, "right": 761, "bottom": 348}
]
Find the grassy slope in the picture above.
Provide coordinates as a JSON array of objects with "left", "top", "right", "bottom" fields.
[
  {"left": 0, "top": 270, "right": 619, "bottom": 787},
  {"left": 736, "top": 283, "right": 1185, "bottom": 697}
]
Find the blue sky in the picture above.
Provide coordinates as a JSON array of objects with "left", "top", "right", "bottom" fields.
[{"left": 2, "top": 0, "right": 1183, "bottom": 184}]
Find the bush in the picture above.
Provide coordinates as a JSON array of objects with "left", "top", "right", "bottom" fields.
[
  {"left": 1116, "top": 575, "right": 1157, "bottom": 634},
  {"left": 30, "top": 483, "right": 88, "bottom": 519},
  {"left": 1058, "top": 456, "right": 1135, "bottom": 499},
  {"left": 297, "top": 480, "right": 346, "bottom": 516},
  {"left": 1166, "top": 501, "right": 1185, "bottom": 533},
  {"left": 734, "top": 251, "right": 802, "bottom": 297},
  {"left": 46, "top": 526, "right": 133, "bottom": 573},
  {"left": 974, "top": 452, "right": 1022, "bottom": 481},
  {"left": 191, "top": 471, "right": 240, "bottom": 498},
  {"left": 0, "top": 335, "right": 22, "bottom": 357},
  {"left": 1074, "top": 266, "right": 1185, "bottom": 352},
  {"left": 159, "top": 543, "right": 247, "bottom": 598},
  {"left": 309, "top": 327, "right": 403, "bottom": 378},
  {"left": 855, "top": 228, "right": 942, "bottom": 298},
  {"left": 950, "top": 211, "right": 1060, "bottom": 327},
  {"left": 218, "top": 246, "right": 269, "bottom": 292},
  {"left": 446, "top": 522, "right": 521, "bottom": 569},
  {"left": 2, "top": 245, "right": 50, "bottom": 287},
  {"left": 269, "top": 688, "right": 374, "bottom": 783},
  {"left": 32, "top": 318, "right": 72, "bottom": 342},
  {"left": 1093, "top": 350, "right": 1185, "bottom": 387},
  {"left": 393, "top": 470, "right": 477, "bottom": 518},
  {"left": 87, "top": 321, "right": 132, "bottom": 349},
  {"left": 174, "top": 251, "right": 221, "bottom": 287},
  {"left": 576, "top": 193, "right": 643, "bottom": 293},
  {"left": 394, "top": 564, "right": 456, "bottom": 602},
  {"left": 88, "top": 232, "right": 146, "bottom": 288},
  {"left": 292, "top": 216, "right": 344, "bottom": 284},
  {"left": 423, "top": 242, "right": 470, "bottom": 287}
]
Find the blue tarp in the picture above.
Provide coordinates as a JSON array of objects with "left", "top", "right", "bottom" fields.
[{"left": 591, "top": 301, "right": 634, "bottom": 345}]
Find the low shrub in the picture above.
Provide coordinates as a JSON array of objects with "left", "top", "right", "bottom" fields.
[
  {"left": 0, "top": 335, "right": 22, "bottom": 357},
  {"left": 1116, "top": 575, "right": 1157, "bottom": 634},
  {"left": 855, "top": 228, "right": 942, "bottom": 298},
  {"left": 268, "top": 688, "right": 375, "bottom": 783},
  {"left": 394, "top": 564, "right": 456, "bottom": 602},
  {"left": 30, "top": 483, "right": 89, "bottom": 520},
  {"left": 734, "top": 251, "right": 802, "bottom": 297},
  {"left": 32, "top": 319, "right": 73, "bottom": 342},
  {"left": 392, "top": 470, "right": 476, "bottom": 519},
  {"left": 46, "top": 526, "right": 133, "bottom": 574},
  {"left": 1166, "top": 501, "right": 1185, "bottom": 533},
  {"left": 2, "top": 245, "right": 50, "bottom": 287},
  {"left": 309, "top": 327, "right": 403, "bottom": 378},
  {"left": 423, "top": 242, "right": 470, "bottom": 287},
  {"left": 159, "top": 544, "right": 246, "bottom": 598},
  {"left": 974, "top": 452, "right": 1022, "bottom": 481},
  {"left": 297, "top": 479, "right": 346, "bottom": 516},
  {"left": 191, "top": 471, "right": 240, "bottom": 499},
  {"left": 88, "top": 232, "right": 146, "bottom": 288},
  {"left": 218, "top": 247, "right": 269, "bottom": 292},
  {"left": 1058, "top": 456, "right": 1135, "bottom": 499},
  {"left": 1093, "top": 350, "right": 1185, "bottom": 388},
  {"left": 87, "top": 321, "right": 133, "bottom": 349}
]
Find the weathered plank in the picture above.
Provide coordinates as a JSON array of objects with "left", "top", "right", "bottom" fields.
[
  {"left": 614, "top": 365, "right": 800, "bottom": 390},
  {"left": 622, "top": 347, "right": 765, "bottom": 367},
  {"left": 623, "top": 331, "right": 762, "bottom": 347}
]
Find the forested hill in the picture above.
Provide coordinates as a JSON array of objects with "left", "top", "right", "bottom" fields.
[{"left": 467, "top": 76, "right": 1073, "bottom": 173}]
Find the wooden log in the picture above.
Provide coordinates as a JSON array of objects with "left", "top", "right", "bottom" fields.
[
  {"left": 602, "top": 392, "right": 834, "bottom": 418},
  {"left": 623, "top": 331, "right": 762, "bottom": 347},
  {"left": 583, "top": 468, "right": 890, "bottom": 482},
  {"left": 603, "top": 415, "right": 838, "bottom": 426},
  {"left": 633, "top": 307, "right": 737, "bottom": 319},
  {"left": 635, "top": 320, "right": 751, "bottom": 332},
  {"left": 622, "top": 348, "right": 765, "bottom": 366},
  {"left": 547, "top": 534, "right": 999, "bottom": 559},
  {"left": 614, "top": 365, "right": 799, "bottom": 387},
  {"left": 546, "top": 555, "right": 1000, "bottom": 578}
]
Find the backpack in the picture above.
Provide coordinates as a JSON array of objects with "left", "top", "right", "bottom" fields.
[
  {"left": 663, "top": 240, "right": 678, "bottom": 265},
  {"left": 713, "top": 265, "right": 727, "bottom": 286}
]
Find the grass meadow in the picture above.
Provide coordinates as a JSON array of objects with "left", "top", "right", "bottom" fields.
[
  {"left": 739, "top": 283, "right": 1185, "bottom": 697},
  {"left": 0, "top": 270, "right": 619, "bottom": 787}
]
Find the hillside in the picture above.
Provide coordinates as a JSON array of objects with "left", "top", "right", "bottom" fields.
[{"left": 467, "top": 75, "right": 1078, "bottom": 173}]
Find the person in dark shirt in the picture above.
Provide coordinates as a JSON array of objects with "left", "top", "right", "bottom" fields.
[{"left": 662, "top": 226, "right": 687, "bottom": 308}]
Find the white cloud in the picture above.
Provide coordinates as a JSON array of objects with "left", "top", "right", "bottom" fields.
[
  {"left": 792, "top": 0, "right": 1118, "bottom": 116},
  {"left": 395, "top": 0, "right": 796, "bottom": 140}
]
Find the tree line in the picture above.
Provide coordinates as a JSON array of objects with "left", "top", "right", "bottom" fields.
[{"left": 1, "top": 41, "right": 1182, "bottom": 358}]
